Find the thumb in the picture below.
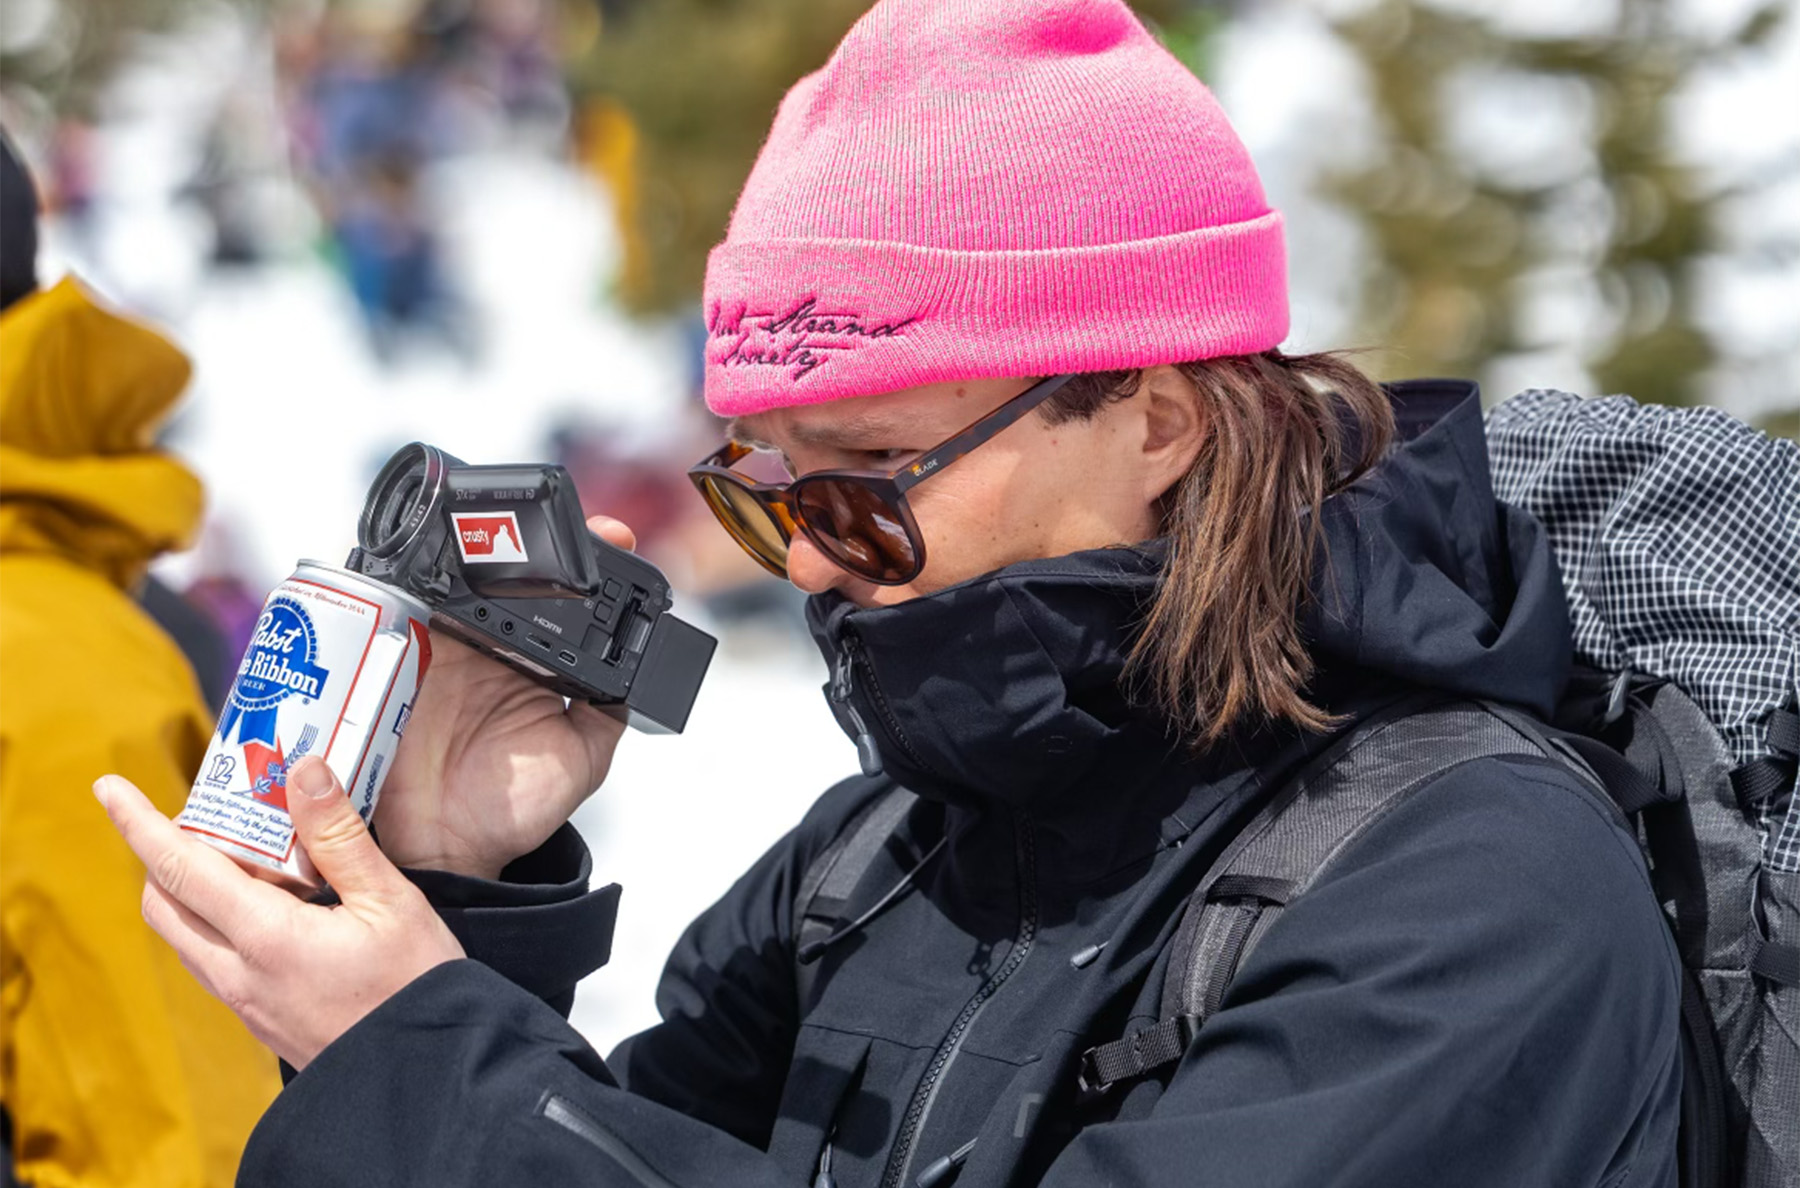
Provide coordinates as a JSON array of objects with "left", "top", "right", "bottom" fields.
[
  {"left": 288, "top": 757, "right": 405, "bottom": 903},
  {"left": 586, "top": 514, "right": 636, "bottom": 553}
]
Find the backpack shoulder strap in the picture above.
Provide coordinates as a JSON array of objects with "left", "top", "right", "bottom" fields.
[
  {"left": 794, "top": 781, "right": 916, "bottom": 1008},
  {"left": 1078, "top": 698, "right": 1568, "bottom": 1095}
]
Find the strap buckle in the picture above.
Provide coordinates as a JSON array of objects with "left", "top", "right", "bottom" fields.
[
  {"left": 1075, "top": 1051, "right": 1107, "bottom": 1097},
  {"left": 1076, "top": 1014, "right": 1203, "bottom": 1096}
]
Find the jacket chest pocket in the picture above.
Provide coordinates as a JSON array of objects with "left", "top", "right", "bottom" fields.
[{"left": 766, "top": 1027, "right": 872, "bottom": 1179}]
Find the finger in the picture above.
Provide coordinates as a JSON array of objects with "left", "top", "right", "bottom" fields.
[
  {"left": 142, "top": 880, "right": 240, "bottom": 999},
  {"left": 286, "top": 757, "right": 409, "bottom": 905},
  {"left": 95, "top": 775, "right": 295, "bottom": 939},
  {"left": 586, "top": 514, "right": 636, "bottom": 553}
]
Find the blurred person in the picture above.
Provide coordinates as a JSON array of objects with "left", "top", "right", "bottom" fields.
[
  {"left": 43, "top": 121, "right": 98, "bottom": 258},
  {"left": 184, "top": 95, "right": 279, "bottom": 270},
  {"left": 574, "top": 98, "right": 653, "bottom": 323},
  {"left": 94, "top": 4, "right": 1686, "bottom": 1188},
  {"left": 175, "top": 525, "right": 273, "bottom": 717},
  {"left": 134, "top": 577, "right": 232, "bottom": 717},
  {"left": 334, "top": 148, "right": 456, "bottom": 359},
  {"left": 0, "top": 132, "right": 279, "bottom": 1186},
  {"left": 549, "top": 422, "right": 695, "bottom": 559},
  {"left": 294, "top": 12, "right": 470, "bottom": 361},
  {"left": 418, "top": 0, "right": 568, "bottom": 131}
]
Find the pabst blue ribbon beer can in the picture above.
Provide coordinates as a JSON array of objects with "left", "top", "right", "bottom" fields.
[{"left": 179, "top": 561, "right": 432, "bottom": 892}]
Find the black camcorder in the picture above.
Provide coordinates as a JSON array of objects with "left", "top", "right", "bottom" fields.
[{"left": 345, "top": 442, "right": 716, "bottom": 733}]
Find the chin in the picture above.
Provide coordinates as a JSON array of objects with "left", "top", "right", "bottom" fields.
[{"left": 856, "top": 586, "right": 911, "bottom": 609}]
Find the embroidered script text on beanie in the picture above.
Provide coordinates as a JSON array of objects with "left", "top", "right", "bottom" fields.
[{"left": 701, "top": 0, "right": 1288, "bottom": 417}]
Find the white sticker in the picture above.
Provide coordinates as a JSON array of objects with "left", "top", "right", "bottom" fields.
[{"left": 452, "top": 511, "right": 528, "bottom": 563}]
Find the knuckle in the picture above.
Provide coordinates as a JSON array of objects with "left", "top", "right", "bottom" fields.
[
  {"left": 394, "top": 883, "right": 436, "bottom": 922},
  {"left": 149, "top": 848, "right": 188, "bottom": 898},
  {"left": 234, "top": 933, "right": 271, "bottom": 972},
  {"left": 233, "top": 908, "right": 284, "bottom": 970},
  {"left": 312, "top": 807, "right": 370, "bottom": 852},
  {"left": 214, "top": 969, "right": 255, "bottom": 1019}
]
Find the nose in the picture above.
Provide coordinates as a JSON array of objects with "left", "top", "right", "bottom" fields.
[{"left": 786, "top": 534, "right": 850, "bottom": 596}]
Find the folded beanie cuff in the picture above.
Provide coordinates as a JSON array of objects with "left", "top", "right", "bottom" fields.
[{"left": 702, "top": 211, "right": 1288, "bottom": 416}]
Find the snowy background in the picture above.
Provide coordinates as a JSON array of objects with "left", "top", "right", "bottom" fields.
[{"left": 10, "top": 0, "right": 1798, "bottom": 1049}]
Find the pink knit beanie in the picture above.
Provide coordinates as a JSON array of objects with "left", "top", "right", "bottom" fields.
[{"left": 702, "top": 0, "right": 1287, "bottom": 417}]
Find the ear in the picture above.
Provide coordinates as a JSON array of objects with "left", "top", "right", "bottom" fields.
[{"left": 1136, "top": 365, "right": 1206, "bottom": 504}]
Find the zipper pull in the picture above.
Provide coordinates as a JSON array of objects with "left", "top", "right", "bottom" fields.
[
  {"left": 830, "top": 645, "right": 852, "bottom": 701},
  {"left": 916, "top": 1136, "right": 978, "bottom": 1188},
  {"left": 813, "top": 1131, "right": 837, "bottom": 1188},
  {"left": 832, "top": 646, "right": 883, "bottom": 777}
]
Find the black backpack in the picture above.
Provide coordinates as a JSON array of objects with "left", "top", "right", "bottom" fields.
[{"left": 1486, "top": 390, "right": 1799, "bottom": 1188}]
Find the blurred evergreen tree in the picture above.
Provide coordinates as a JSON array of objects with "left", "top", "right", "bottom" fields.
[
  {"left": 1326, "top": 0, "right": 1789, "bottom": 410},
  {"left": 1, "top": 0, "right": 261, "bottom": 118},
  {"left": 567, "top": 0, "right": 1194, "bottom": 317}
]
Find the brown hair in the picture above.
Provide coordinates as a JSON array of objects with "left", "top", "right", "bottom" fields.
[{"left": 1044, "top": 349, "right": 1395, "bottom": 748}]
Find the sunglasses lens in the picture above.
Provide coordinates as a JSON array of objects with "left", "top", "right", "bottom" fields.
[
  {"left": 794, "top": 478, "right": 919, "bottom": 584},
  {"left": 698, "top": 475, "right": 791, "bottom": 576}
]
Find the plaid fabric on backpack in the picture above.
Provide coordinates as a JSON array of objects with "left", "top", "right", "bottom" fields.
[{"left": 1487, "top": 388, "right": 1800, "bottom": 1188}]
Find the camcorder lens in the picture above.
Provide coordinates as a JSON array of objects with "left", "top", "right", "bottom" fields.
[
  {"left": 359, "top": 444, "right": 442, "bottom": 558},
  {"left": 376, "top": 472, "right": 423, "bottom": 545}
]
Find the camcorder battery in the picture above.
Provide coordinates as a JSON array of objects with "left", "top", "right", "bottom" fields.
[{"left": 178, "top": 560, "right": 431, "bottom": 893}]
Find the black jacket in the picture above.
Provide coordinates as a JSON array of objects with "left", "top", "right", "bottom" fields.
[{"left": 239, "top": 381, "right": 1682, "bottom": 1187}]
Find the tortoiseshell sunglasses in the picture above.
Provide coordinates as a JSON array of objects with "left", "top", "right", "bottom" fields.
[{"left": 688, "top": 374, "right": 1076, "bottom": 585}]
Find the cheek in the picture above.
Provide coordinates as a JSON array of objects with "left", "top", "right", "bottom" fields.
[
  {"left": 903, "top": 453, "right": 1058, "bottom": 588},
  {"left": 904, "top": 482, "right": 993, "bottom": 585},
  {"left": 904, "top": 431, "right": 1147, "bottom": 592},
  {"left": 1035, "top": 420, "right": 1156, "bottom": 531}
]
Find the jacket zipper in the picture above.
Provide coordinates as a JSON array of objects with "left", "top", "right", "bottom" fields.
[
  {"left": 841, "top": 630, "right": 933, "bottom": 774},
  {"left": 831, "top": 643, "right": 884, "bottom": 776},
  {"left": 880, "top": 810, "right": 1039, "bottom": 1188}
]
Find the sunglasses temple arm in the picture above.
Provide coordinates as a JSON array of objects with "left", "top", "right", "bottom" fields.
[{"left": 893, "top": 374, "right": 1075, "bottom": 494}]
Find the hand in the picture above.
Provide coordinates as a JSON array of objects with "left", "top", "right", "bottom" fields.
[
  {"left": 374, "top": 515, "right": 637, "bottom": 880},
  {"left": 95, "top": 757, "right": 464, "bottom": 1071}
]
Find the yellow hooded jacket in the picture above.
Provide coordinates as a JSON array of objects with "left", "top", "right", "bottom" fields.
[{"left": 0, "top": 279, "right": 279, "bottom": 1187}]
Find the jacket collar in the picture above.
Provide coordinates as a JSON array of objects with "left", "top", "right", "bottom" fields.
[
  {"left": 805, "top": 380, "right": 1574, "bottom": 814},
  {"left": 808, "top": 544, "right": 1188, "bottom": 811}
]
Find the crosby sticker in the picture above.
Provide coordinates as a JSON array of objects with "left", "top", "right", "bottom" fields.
[{"left": 453, "top": 511, "right": 528, "bottom": 563}]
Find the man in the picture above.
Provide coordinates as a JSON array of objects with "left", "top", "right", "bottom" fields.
[{"left": 95, "top": 2, "right": 1681, "bottom": 1184}]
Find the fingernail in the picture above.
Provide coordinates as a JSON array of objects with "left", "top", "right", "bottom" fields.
[
  {"left": 92, "top": 777, "right": 115, "bottom": 810},
  {"left": 293, "top": 760, "right": 335, "bottom": 799}
]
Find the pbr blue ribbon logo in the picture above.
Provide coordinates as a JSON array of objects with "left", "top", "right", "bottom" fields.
[{"left": 222, "top": 597, "right": 330, "bottom": 748}]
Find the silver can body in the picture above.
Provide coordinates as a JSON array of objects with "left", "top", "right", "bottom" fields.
[{"left": 179, "top": 560, "right": 432, "bottom": 892}]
